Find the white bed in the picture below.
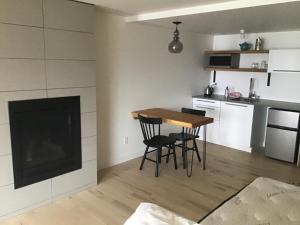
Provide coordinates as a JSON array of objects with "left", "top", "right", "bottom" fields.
[{"left": 124, "top": 177, "right": 300, "bottom": 225}]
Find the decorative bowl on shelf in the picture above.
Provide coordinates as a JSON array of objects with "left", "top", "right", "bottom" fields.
[{"left": 239, "top": 42, "right": 252, "bottom": 51}]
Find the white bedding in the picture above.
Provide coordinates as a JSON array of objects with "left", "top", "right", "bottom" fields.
[
  {"left": 124, "top": 203, "right": 197, "bottom": 225},
  {"left": 124, "top": 177, "right": 300, "bottom": 225},
  {"left": 199, "top": 177, "right": 300, "bottom": 225}
]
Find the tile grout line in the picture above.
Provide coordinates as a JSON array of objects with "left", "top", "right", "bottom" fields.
[
  {"left": 0, "top": 22, "right": 94, "bottom": 35},
  {"left": 0, "top": 112, "right": 97, "bottom": 126},
  {"left": 41, "top": 0, "right": 49, "bottom": 98},
  {"left": 0, "top": 57, "right": 96, "bottom": 61},
  {"left": 0, "top": 86, "right": 96, "bottom": 93}
]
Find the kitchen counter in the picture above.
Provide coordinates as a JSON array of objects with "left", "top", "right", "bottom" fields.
[{"left": 193, "top": 94, "right": 300, "bottom": 112}]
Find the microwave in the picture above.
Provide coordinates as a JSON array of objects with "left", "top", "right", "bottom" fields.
[{"left": 208, "top": 54, "right": 240, "bottom": 68}]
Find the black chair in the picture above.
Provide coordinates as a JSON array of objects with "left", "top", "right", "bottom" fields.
[
  {"left": 138, "top": 114, "right": 177, "bottom": 177},
  {"left": 168, "top": 108, "right": 206, "bottom": 176}
]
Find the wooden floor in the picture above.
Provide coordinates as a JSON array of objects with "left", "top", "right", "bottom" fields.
[{"left": 1, "top": 142, "right": 300, "bottom": 225}]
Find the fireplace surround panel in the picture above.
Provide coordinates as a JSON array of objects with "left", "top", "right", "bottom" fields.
[{"left": 0, "top": 0, "right": 96, "bottom": 219}]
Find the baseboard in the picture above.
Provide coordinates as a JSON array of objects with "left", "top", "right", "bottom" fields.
[
  {"left": 51, "top": 182, "right": 97, "bottom": 201},
  {"left": 0, "top": 199, "right": 51, "bottom": 222},
  {"left": 98, "top": 151, "right": 143, "bottom": 170}
]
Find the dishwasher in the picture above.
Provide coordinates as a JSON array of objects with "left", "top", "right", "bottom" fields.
[{"left": 265, "top": 108, "right": 300, "bottom": 163}]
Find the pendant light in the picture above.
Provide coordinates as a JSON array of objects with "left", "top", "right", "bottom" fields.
[{"left": 168, "top": 21, "right": 183, "bottom": 54}]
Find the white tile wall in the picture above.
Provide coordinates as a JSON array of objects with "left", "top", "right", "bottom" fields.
[
  {"left": 46, "top": 60, "right": 96, "bottom": 89},
  {"left": 45, "top": 29, "right": 96, "bottom": 60},
  {"left": 0, "top": 155, "right": 13, "bottom": 187},
  {"left": 0, "top": 90, "right": 47, "bottom": 124},
  {"left": 51, "top": 160, "right": 97, "bottom": 197},
  {"left": 0, "top": 124, "right": 11, "bottom": 156},
  {"left": 81, "top": 112, "right": 97, "bottom": 138},
  {"left": 47, "top": 87, "right": 96, "bottom": 113},
  {"left": 0, "top": 0, "right": 97, "bottom": 219},
  {"left": 0, "top": 0, "right": 43, "bottom": 27},
  {"left": 82, "top": 136, "right": 97, "bottom": 162},
  {"left": 0, "top": 59, "right": 46, "bottom": 91},
  {"left": 0, "top": 24, "right": 44, "bottom": 59},
  {"left": 43, "top": 0, "right": 95, "bottom": 33},
  {"left": 0, "top": 180, "right": 52, "bottom": 218}
]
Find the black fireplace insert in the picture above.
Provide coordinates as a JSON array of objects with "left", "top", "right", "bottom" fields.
[{"left": 9, "top": 96, "right": 82, "bottom": 189}]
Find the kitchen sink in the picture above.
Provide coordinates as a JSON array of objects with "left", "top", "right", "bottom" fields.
[{"left": 228, "top": 97, "right": 258, "bottom": 104}]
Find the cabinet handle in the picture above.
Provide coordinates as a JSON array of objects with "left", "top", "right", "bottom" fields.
[
  {"left": 195, "top": 106, "right": 215, "bottom": 110},
  {"left": 196, "top": 99, "right": 216, "bottom": 104},
  {"left": 225, "top": 103, "right": 248, "bottom": 108}
]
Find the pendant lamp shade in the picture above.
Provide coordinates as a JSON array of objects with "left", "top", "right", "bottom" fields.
[{"left": 168, "top": 21, "right": 183, "bottom": 54}]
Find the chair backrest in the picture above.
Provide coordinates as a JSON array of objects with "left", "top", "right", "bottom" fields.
[
  {"left": 138, "top": 114, "right": 162, "bottom": 141},
  {"left": 181, "top": 108, "right": 206, "bottom": 137}
]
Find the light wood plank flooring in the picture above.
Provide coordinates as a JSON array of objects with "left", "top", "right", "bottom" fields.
[{"left": 1, "top": 142, "right": 300, "bottom": 225}]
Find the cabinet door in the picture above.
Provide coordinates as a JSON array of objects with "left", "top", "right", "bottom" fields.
[
  {"left": 220, "top": 102, "right": 254, "bottom": 152},
  {"left": 198, "top": 121, "right": 220, "bottom": 144},
  {"left": 268, "top": 49, "right": 300, "bottom": 72},
  {"left": 193, "top": 98, "right": 221, "bottom": 108},
  {"left": 192, "top": 104, "right": 220, "bottom": 144},
  {"left": 193, "top": 105, "right": 220, "bottom": 121}
]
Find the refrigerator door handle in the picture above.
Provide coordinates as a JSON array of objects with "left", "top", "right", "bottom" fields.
[{"left": 267, "top": 124, "right": 298, "bottom": 132}]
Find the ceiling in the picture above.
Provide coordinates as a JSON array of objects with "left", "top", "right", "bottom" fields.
[
  {"left": 80, "top": 0, "right": 300, "bottom": 34},
  {"left": 146, "top": 1, "right": 300, "bottom": 34},
  {"left": 79, "top": 0, "right": 233, "bottom": 15}
]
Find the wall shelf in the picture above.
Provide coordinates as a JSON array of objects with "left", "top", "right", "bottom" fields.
[
  {"left": 205, "top": 50, "right": 269, "bottom": 54},
  {"left": 206, "top": 49, "right": 269, "bottom": 84},
  {"left": 206, "top": 67, "right": 267, "bottom": 73}
]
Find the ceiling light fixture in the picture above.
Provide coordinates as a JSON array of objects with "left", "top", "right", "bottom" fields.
[{"left": 168, "top": 21, "right": 183, "bottom": 54}]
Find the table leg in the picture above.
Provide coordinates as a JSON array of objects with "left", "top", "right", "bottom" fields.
[
  {"left": 184, "top": 141, "right": 188, "bottom": 171},
  {"left": 203, "top": 125, "right": 207, "bottom": 170}
]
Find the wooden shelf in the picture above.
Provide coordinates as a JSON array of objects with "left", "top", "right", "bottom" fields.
[
  {"left": 205, "top": 50, "right": 269, "bottom": 54},
  {"left": 206, "top": 67, "right": 268, "bottom": 73}
]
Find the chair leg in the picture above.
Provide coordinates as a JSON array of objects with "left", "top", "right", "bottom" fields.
[
  {"left": 166, "top": 146, "right": 171, "bottom": 163},
  {"left": 139, "top": 146, "right": 149, "bottom": 170},
  {"left": 173, "top": 144, "right": 177, "bottom": 170},
  {"left": 158, "top": 148, "right": 162, "bottom": 164},
  {"left": 155, "top": 148, "right": 161, "bottom": 177},
  {"left": 193, "top": 138, "right": 201, "bottom": 163}
]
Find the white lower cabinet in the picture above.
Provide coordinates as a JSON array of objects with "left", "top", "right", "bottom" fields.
[
  {"left": 219, "top": 102, "right": 254, "bottom": 152},
  {"left": 193, "top": 98, "right": 254, "bottom": 152},
  {"left": 193, "top": 100, "right": 221, "bottom": 144},
  {"left": 200, "top": 122, "right": 220, "bottom": 144}
]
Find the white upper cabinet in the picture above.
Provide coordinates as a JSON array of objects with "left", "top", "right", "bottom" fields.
[{"left": 268, "top": 49, "right": 300, "bottom": 73}]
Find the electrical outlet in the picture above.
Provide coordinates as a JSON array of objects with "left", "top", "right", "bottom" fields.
[{"left": 123, "top": 136, "right": 129, "bottom": 145}]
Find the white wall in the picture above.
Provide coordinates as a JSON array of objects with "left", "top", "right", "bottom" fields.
[
  {"left": 95, "top": 10, "right": 212, "bottom": 169},
  {"left": 211, "top": 31, "right": 300, "bottom": 103}
]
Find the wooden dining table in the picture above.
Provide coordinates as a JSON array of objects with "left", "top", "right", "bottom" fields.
[{"left": 131, "top": 108, "right": 214, "bottom": 171}]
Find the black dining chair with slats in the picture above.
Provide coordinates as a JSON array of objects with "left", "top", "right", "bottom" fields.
[
  {"left": 167, "top": 108, "right": 206, "bottom": 177},
  {"left": 138, "top": 114, "right": 177, "bottom": 177}
]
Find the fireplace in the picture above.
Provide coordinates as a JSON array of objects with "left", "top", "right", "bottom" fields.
[{"left": 9, "top": 96, "right": 82, "bottom": 189}]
